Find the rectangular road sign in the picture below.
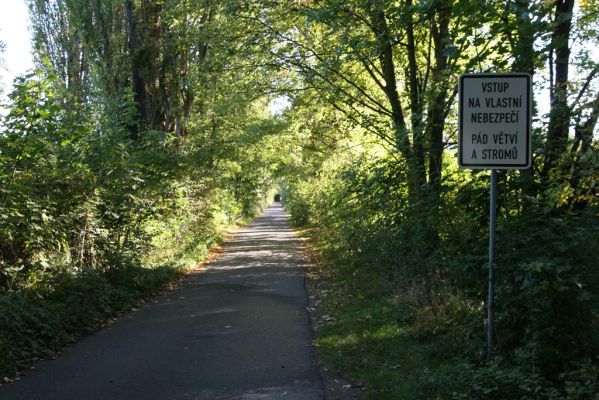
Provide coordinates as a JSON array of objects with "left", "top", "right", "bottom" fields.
[{"left": 458, "top": 73, "right": 531, "bottom": 169}]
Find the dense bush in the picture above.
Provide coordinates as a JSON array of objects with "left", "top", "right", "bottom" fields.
[
  {"left": 285, "top": 151, "right": 599, "bottom": 398},
  {"left": 0, "top": 72, "right": 275, "bottom": 377},
  {"left": 0, "top": 265, "right": 178, "bottom": 376}
]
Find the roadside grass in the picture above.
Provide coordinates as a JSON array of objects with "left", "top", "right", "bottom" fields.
[
  {"left": 0, "top": 264, "right": 183, "bottom": 379},
  {"left": 0, "top": 226, "right": 237, "bottom": 381},
  {"left": 303, "top": 230, "right": 482, "bottom": 399},
  {"left": 303, "top": 226, "right": 599, "bottom": 399},
  {"left": 0, "top": 204, "right": 265, "bottom": 382},
  {"left": 316, "top": 268, "right": 476, "bottom": 399}
]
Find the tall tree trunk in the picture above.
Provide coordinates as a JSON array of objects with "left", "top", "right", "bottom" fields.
[
  {"left": 406, "top": 0, "right": 427, "bottom": 193},
  {"left": 542, "top": 0, "right": 575, "bottom": 179},
  {"left": 127, "top": 0, "right": 145, "bottom": 139},
  {"left": 419, "top": 1, "right": 452, "bottom": 306},
  {"left": 426, "top": 2, "right": 451, "bottom": 200},
  {"left": 511, "top": 0, "right": 538, "bottom": 201},
  {"left": 28, "top": 0, "right": 89, "bottom": 98},
  {"left": 370, "top": 8, "right": 425, "bottom": 204},
  {"left": 145, "top": 0, "right": 164, "bottom": 130},
  {"left": 569, "top": 91, "right": 599, "bottom": 207}
]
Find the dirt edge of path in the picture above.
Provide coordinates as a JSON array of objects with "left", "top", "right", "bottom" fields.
[{"left": 297, "top": 228, "right": 365, "bottom": 400}]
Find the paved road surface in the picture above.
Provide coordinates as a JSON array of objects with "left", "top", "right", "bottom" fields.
[{"left": 1, "top": 204, "right": 323, "bottom": 400}]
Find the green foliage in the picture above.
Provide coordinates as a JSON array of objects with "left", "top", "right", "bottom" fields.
[
  {"left": 286, "top": 146, "right": 598, "bottom": 398},
  {"left": 0, "top": 264, "right": 179, "bottom": 377},
  {"left": 285, "top": 179, "right": 315, "bottom": 226},
  {"left": 1, "top": 73, "right": 91, "bottom": 285},
  {"left": 2, "top": 0, "right": 597, "bottom": 396},
  {"left": 305, "top": 229, "right": 481, "bottom": 399},
  {"left": 0, "top": 43, "right": 278, "bottom": 376},
  {"left": 452, "top": 357, "right": 599, "bottom": 400},
  {"left": 492, "top": 210, "right": 599, "bottom": 373}
]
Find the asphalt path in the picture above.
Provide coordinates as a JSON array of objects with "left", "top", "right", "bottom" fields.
[{"left": 1, "top": 204, "right": 324, "bottom": 400}]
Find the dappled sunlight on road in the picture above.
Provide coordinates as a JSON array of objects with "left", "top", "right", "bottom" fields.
[{"left": 0, "top": 205, "right": 322, "bottom": 400}]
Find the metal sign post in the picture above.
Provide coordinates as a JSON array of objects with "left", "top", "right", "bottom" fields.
[
  {"left": 487, "top": 169, "right": 497, "bottom": 358},
  {"left": 458, "top": 73, "right": 531, "bottom": 358}
]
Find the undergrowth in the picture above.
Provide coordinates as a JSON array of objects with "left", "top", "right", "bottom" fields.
[
  {"left": 0, "top": 263, "right": 182, "bottom": 379},
  {"left": 300, "top": 224, "right": 598, "bottom": 400},
  {"left": 305, "top": 228, "right": 474, "bottom": 399},
  {"left": 286, "top": 148, "right": 598, "bottom": 399}
]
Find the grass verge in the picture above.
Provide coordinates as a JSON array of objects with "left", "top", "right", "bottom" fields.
[
  {"left": 0, "top": 264, "right": 181, "bottom": 381},
  {"left": 0, "top": 233, "right": 233, "bottom": 382},
  {"left": 300, "top": 226, "right": 599, "bottom": 400},
  {"left": 300, "top": 228, "right": 482, "bottom": 400},
  {"left": 0, "top": 202, "right": 267, "bottom": 383}
]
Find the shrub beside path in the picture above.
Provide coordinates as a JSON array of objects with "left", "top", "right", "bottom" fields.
[{"left": 1, "top": 204, "right": 324, "bottom": 400}]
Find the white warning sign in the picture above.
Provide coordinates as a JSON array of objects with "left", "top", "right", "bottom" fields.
[{"left": 459, "top": 73, "right": 531, "bottom": 169}]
